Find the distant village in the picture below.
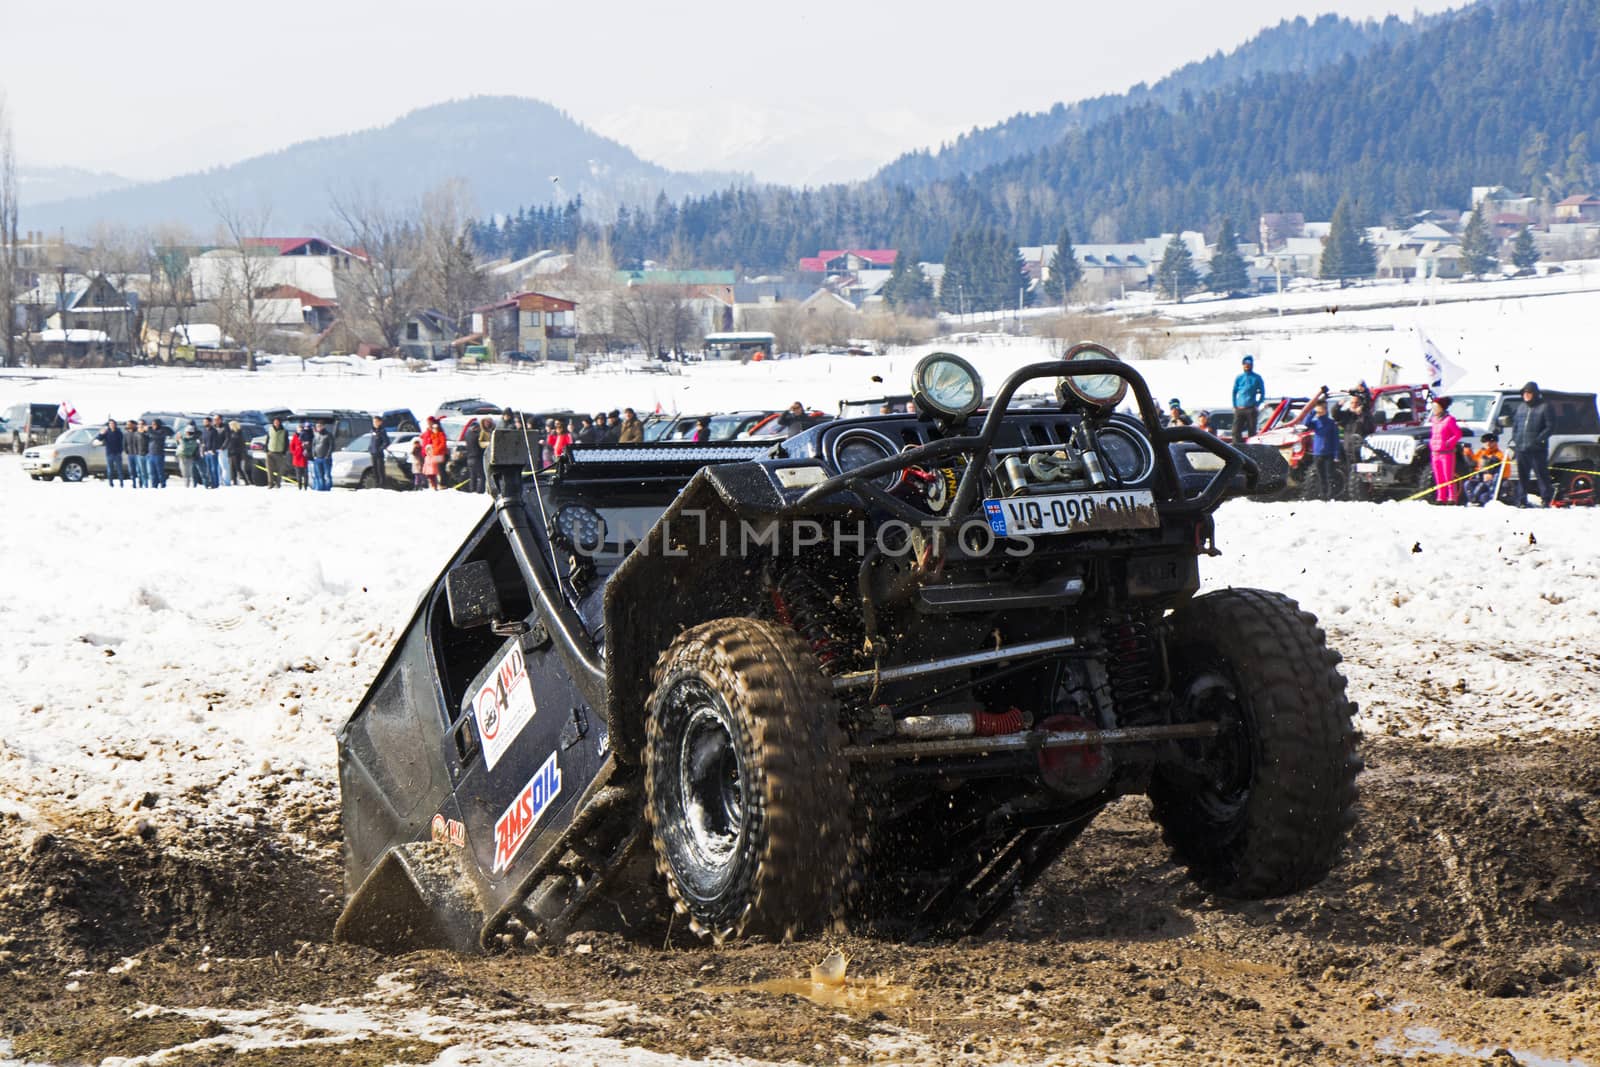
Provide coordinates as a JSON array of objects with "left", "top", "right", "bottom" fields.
[{"left": 7, "top": 184, "right": 1600, "bottom": 369}]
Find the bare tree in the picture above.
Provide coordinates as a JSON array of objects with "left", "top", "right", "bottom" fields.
[
  {"left": 613, "top": 283, "right": 695, "bottom": 358},
  {"left": 417, "top": 181, "right": 487, "bottom": 335},
  {"left": 82, "top": 223, "right": 151, "bottom": 360},
  {"left": 211, "top": 200, "right": 277, "bottom": 371},
  {"left": 143, "top": 224, "right": 197, "bottom": 363},
  {"left": 0, "top": 93, "right": 20, "bottom": 368},
  {"left": 545, "top": 235, "right": 620, "bottom": 354},
  {"left": 332, "top": 189, "right": 422, "bottom": 352}
]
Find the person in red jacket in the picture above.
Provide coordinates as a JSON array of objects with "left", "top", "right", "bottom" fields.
[
  {"left": 547, "top": 418, "right": 573, "bottom": 462},
  {"left": 289, "top": 425, "right": 309, "bottom": 491},
  {"left": 419, "top": 417, "right": 449, "bottom": 490}
]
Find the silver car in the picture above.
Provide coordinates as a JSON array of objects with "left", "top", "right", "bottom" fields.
[
  {"left": 21, "top": 426, "right": 107, "bottom": 482},
  {"left": 331, "top": 432, "right": 419, "bottom": 489}
]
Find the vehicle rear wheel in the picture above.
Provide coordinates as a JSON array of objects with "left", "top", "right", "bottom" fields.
[
  {"left": 645, "top": 616, "right": 850, "bottom": 942},
  {"left": 60, "top": 458, "right": 87, "bottom": 483},
  {"left": 1151, "top": 589, "right": 1360, "bottom": 898}
]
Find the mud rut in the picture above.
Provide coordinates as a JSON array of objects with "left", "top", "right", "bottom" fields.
[{"left": 2, "top": 731, "right": 1598, "bottom": 1065}]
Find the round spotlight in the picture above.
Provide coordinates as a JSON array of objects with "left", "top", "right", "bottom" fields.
[
  {"left": 911, "top": 352, "right": 984, "bottom": 422},
  {"left": 1057, "top": 341, "right": 1129, "bottom": 410}
]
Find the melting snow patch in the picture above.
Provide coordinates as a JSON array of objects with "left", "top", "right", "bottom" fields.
[{"left": 96, "top": 996, "right": 781, "bottom": 1067}]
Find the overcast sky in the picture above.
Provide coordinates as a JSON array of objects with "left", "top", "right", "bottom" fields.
[{"left": 2, "top": 0, "right": 1463, "bottom": 186}]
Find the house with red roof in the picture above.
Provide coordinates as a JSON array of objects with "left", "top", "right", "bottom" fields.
[
  {"left": 1553, "top": 194, "right": 1600, "bottom": 223},
  {"left": 798, "top": 249, "right": 898, "bottom": 273},
  {"left": 470, "top": 291, "right": 578, "bottom": 361},
  {"left": 242, "top": 237, "right": 366, "bottom": 262}
]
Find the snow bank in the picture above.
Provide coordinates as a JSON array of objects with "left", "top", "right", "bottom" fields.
[
  {"left": 1204, "top": 500, "right": 1600, "bottom": 742},
  {"left": 0, "top": 464, "right": 485, "bottom": 819}
]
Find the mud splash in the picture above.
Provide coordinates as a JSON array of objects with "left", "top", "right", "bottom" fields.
[{"left": 704, "top": 951, "right": 914, "bottom": 1012}]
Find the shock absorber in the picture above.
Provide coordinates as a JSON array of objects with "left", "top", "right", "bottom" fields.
[
  {"left": 1105, "top": 616, "right": 1161, "bottom": 725},
  {"left": 770, "top": 567, "right": 849, "bottom": 669}
]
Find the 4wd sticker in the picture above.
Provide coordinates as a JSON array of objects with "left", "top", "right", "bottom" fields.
[
  {"left": 474, "top": 643, "right": 538, "bottom": 771},
  {"left": 492, "top": 751, "right": 563, "bottom": 874},
  {"left": 430, "top": 813, "right": 466, "bottom": 848}
]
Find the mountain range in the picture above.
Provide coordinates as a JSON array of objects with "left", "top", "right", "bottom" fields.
[
  {"left": 21, "top": 97, "right": 747, "bottom": 236},
  {"left": 25, "top": 0, "right": 1600, "bottom": 269},
  {"left": 508, "top": 0, "right": 1599, "bottom": 271}
]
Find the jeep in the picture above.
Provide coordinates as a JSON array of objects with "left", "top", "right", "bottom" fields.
[{"left": 333, "top": 344, "right": 1359, "bottom": 952}]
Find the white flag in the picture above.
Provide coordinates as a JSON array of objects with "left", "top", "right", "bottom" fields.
[{"left": 1417, "top": 330, "right": 1465, "bottom": 392}]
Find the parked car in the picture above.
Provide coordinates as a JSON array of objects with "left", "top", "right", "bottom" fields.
[
  {"left": 1355, "top": 388, "right": 1600, "bottom": 501},
  {"left": 332, "top": 432, "right": 421, "bottom": 489},
  {"left": 654, "top": 411, "right": 772, "bottom": 442},
  {"left": 739, "top": 409, "right": 832, "bottom": 440},
  {"left": 436, "top": 398, "right": 502, "bottom": 416},
  {"left": 4, "top": 402, "right": 68, "bottom": 452},
  {"left": 839, "top": 395, "right": 914, "bottom": 418},
  {"left": 20, "top": 426, "right": 107, "bottom": 481}
]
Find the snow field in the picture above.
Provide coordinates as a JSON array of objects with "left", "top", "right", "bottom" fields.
[
  {"left": 1, "top": 457, "right": 1595, "bottom": 830},
  {"left": 0, "top": 468, "right": 486, "bottom": 820}
]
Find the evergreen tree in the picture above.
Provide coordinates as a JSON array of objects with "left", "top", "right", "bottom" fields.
[
  {"left": 994, "top": 229, "right": 1029, "bottom": 310},
  {"left": 1511, "top": 225, "right": 1540, "bottom": 271},
  {"left": 941, "top": 230, "right": 970, "bottom": 314},
  {"left": 1206, "top": 217, "right": 1250, "bottom": 296},
  {"left": 1459, "top": 208, "right": 1497, "bottom": 277},
  {"left": 1321, "top": 196, "right": 1374, "bottom": 287},
  {"left": 883, "top": 250, "right": 934, "bottom": 312},
  {"left": 1156, "top": 234, "right": 1200, "bottom": 302},
  {"left": 1042, "top": 224, "right": 1082, "bottom": 305},
  {"left": 1563, "top": 132, "right": 1591, "bottom": 194}
]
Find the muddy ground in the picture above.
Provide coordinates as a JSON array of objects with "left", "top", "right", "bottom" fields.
[{"left": 0, "top": 731, "right": 1597, "bottom": 1066}]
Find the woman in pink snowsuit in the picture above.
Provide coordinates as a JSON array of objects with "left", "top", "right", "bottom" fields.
[{"left": 1429, "top": 396, "right": 1463, "bottom": 503}]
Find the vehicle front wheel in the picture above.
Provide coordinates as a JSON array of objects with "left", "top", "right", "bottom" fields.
[
  {"left": 358, "top": 468, "right": 373, "bottom": 490},
  {"left": 645, "top": 617, "right": 850, "bottom": 942},
  {"left": 60, "top": 458, "right": 88, "bottom": 483},
  {"left": 1299, "top": 462, "right": 1347, "bottom": 501},
  {"left": 1151, "top": 589, "right": 1360, "bottom": 898}
]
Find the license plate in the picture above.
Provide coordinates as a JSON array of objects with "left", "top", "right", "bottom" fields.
[
  {"left": 984, "top": 489, "right": 1159, "bottom": 537},
  {"left": 1355, "top": 462, "right": 1378, "bottom": 473}
]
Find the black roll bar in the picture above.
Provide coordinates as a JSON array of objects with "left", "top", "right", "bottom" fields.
[{"left": 793, "top": 359, "right": 1258, "bottom": 522}]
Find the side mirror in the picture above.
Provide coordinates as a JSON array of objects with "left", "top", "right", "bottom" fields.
[
  {"left": 445, "top": 560, "right": 502, "bottom": 630},
  {"left": 1498, "top": 415, "right": 1513, "bottom": 428}
]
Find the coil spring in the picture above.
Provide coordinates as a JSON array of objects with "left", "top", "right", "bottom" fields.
[
  {"left": 1105, "top": 618, "right": 1160, "bottom": 725},
  {"left": 771, "top": 568, "right": 848, "bottom": 668}
]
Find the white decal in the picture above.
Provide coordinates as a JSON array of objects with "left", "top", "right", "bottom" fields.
[{"left": 473, "top": 643, "right": 538, "bottom": 771}]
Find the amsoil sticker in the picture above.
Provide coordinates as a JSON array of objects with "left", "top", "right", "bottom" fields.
[
  {"left": 492, "top": 751, "right": 563, "bottom": 874},
  {"left": 430, "top": 813, "right": 466, "bottom": 848},
  {"left": 474, "top": 643, "right": 538, "bottom": 771}
]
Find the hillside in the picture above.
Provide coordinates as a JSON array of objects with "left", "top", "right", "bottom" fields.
[
  {"left": 21, "top": 97, "right": 747, "bottom": 235},
  {"left": 574, "top": 0, "right": 1600, "bottom": 269},
  {"left": 16, "top": 164, "right": 134, "bottom": 208},
  {"left": 876, "top": 11, "right": 1428, "bottom": 187}
]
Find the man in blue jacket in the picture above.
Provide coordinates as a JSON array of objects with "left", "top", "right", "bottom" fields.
[
  {"left": 1232, "top": 355, "right": 1266, "bottom": 443},
  {"left": 1305, "top": 396, "right": 1342, "bottom": 500},
  {"left": 102, "top": 419, "right": 125, "bottom": 487}
]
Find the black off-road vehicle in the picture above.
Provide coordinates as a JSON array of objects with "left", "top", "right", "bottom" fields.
[{"left": 334, "top": 344, "right": 1359, "bottom": 952}]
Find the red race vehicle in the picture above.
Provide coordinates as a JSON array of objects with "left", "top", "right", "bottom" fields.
[{"left": 1249, "top": 384, "right": 1430, "bottom": 499}]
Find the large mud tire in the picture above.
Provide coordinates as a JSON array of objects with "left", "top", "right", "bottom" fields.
[
  {"left": 1151, "top": 589, "right": 1360, "bottom": 898},
  {"left": 645, "top": 617, "right": 849, "bottom": 942}
]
